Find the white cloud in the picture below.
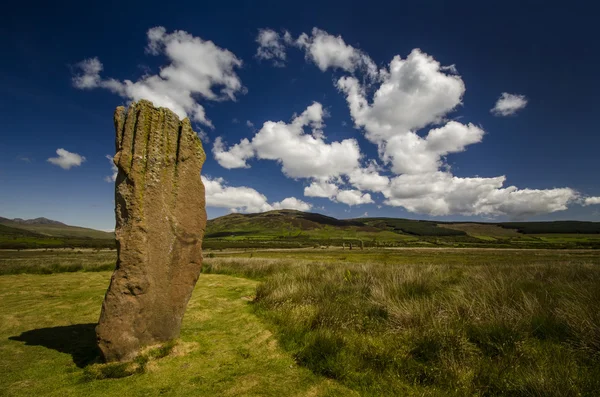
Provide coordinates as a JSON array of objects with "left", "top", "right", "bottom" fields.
[
  {"left": 347, "top": 163, "right": 390, "bottom": 192},
  {"left": 72, "top": 26, "right": 244, "bottom": 127},
  {"left": 384, "top": 121, "right": 485, "bottom": 174},
  {"left": 491, "top": 92, "right": 528, "bottom": 116},
  {"left": 213, "top": 102, "right": 384, "bottom": 208},
  {"left": 47, "top": 149, "right": 86, "bottom": 170},
  {"left": 337, "top": 49, "right": 465, "bottom": 143},
  {"left": 213, "top": 102, "right": 362, "bottom": 179},
  {"left": 202, "top": 176, "right": 311, "bottom": 213},
  {"left": 303, "top": 180, "right": 375, "bottom": 207},
  {"left": 296, "top": 28, "right": 378, "bottom": 78},
  {"left": 336, "top": 49, "right": 482, "bottom": 175},
  {"left": 203, "top": 176, "right": 272, "bottom": 213},
  {"left": 72, "top": 58, "right": 103, "bottom": 89},
  {"left": 212, "top": 137, "right": 253, "bottom": 169},
  {"left": 255, "top": 29, "right": 289, "bottom": 66},
  {"left": 584, "top": 197, "right": 600, "bottom": 206},
  {"left": 245, "top": 28, "right": 581, "bottom": 219},
  {"left": 336, "top": 189, "right": 373, "bottom": 206},
  {"left": 383, "top": 171, "right": 577, "bottom": 218},
  {"left": 104, "top": 154, "right": 118, "bottom": 182},
  {"left": 304, "top": 180, "right": 339, "bottom": 198},
  {"left": 272, "top": 197, "right": 312, "bottom": 211},
  {"left": 246, "top": 120, "right": 254, "bottom": 128}
]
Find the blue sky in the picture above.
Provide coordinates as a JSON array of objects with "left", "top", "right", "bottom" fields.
[{"left": 1, "top": 0, "right": 599, "bottom": 230}]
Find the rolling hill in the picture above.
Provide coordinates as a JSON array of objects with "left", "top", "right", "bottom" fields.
[
  {"left": 0, "top": 217, "right": 114, "bottom": 240},
  {"left": 204, "top": 210, "right": 600, "bottom": 249},
  {"left": 2, "top": 211, "right": 599, "bottom": 249},
  {"left": 0, "top": 217, "right": 115, "bottom": 249}
]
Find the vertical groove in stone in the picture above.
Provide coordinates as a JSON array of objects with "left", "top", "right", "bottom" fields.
[{"left": 129, "top": 108, "right": 141, "bottom": 173}]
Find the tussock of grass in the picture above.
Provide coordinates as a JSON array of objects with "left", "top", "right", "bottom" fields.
[
  {"left": 207, "top": 256, "right": 600, "bottom": 396},
  {"left": 83, "top": 361, "right": 139, "bottom": 380},
  {"left": 82, "top": 340, "right": 178, "bottom": 380}
]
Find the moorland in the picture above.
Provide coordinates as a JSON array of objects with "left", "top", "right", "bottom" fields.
[{"left": 2, "top": 239, "right": 600, "bottom": 395}]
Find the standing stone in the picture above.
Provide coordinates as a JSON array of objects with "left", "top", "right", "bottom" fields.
[{"left": 97, "top": 100, "right": 207, "bottom": 362}]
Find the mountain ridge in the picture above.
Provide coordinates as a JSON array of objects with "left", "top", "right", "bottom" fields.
[{"left": 0, "top": 216, "right": 114, "bottom": 240}]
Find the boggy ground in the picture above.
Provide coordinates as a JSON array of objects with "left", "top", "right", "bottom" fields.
[{"left": 1, "top": 248, "right": 600, "bottom": 396}]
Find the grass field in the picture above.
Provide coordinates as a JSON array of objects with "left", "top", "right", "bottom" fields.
[
  {"left": 1, "top": 248, "right": 600, "bottom": 396},
  {"left": 0, "top": 269, "right": 353, "bottom": 396}
]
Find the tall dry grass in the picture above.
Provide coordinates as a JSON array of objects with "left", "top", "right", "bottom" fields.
[{"left": 203, "top": 256, "right": 600, "bottom": 396}]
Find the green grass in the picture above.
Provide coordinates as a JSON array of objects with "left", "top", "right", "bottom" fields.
[
  {"left": 2, "top": 248, "right": 600, "bottom": 396},
  {"left": 206, "top": 247, "right": 600, "bottom": 267},
  {"left": 0, "top": 271, "right": 354, "bottom": 396},
  {"left": 205, "top": 252, "right": 600, "bottom": 396},
  {"left": 359, "top": 217, "right": 467, "bottom": 236},
  {"left": 0, "top": 249, "right": 117, "bottom": 275},
  {"left": 437, "top": 222, "right": 527, "bottom": 239}
]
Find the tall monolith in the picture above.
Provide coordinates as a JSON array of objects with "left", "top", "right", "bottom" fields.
[{"left": 97, "top": 100, "right": 207, "bottom": 362}]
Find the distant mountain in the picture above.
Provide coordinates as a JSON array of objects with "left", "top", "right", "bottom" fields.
[
  {"left": 207, "top": 210, "right": 600, "bottom": 236},
  {"left": 203, "top": 210, "right": 600, "bottom": 249},
  {"left": 0, "top": 216, "right": 114, "bottom": 240},
  {"left": 2, "top": 211, "right": 599, "bottom": 250},
  {"left": 9, "top": 217, "right": 66, "bottom": 226},
  {"left": 206, "top": 209, "right": 366, "bottom": 236}
]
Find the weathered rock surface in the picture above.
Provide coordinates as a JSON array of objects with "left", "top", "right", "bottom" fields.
[{"left": 97, "top": 100, "right": 207, "bottom": 362}]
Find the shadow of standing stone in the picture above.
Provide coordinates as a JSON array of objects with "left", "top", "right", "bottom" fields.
[{"left": 9, "top": 323, "right": 100, "bottom": 368}]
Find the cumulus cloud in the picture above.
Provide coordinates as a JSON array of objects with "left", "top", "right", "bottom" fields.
[
  {"left": 383, "top": 172, "right": 577, "bottom": 219},
  {"left": 347, "top": 164, "right": 390, "bottom": 192},
  {"left": 272, "top": 197, "right": 312, "bottom": 211},
  {"left": 335, "top": 48, "right": 485, "bottom": 176},
  {"left": 304, "top": 180, "right": 339, "bottom": 198},
  {"left": 296, "top": 28, "right": 378, "bottom": 78},
  {"left": 212, "top": 137, "right": 253, "bottom": 169},
  {"left": 491, "top": 92, "right": 528, "bottom": 116},
  {"left": 336, "top": 189, "right": 374, "bottom": 206},
  {"left": 47, "top": 148, "right": 86, "bottom": 170},
  {"left": 213, "top": 102, "right": 361, "bottom": 179},
  {"left": 228, "top": 27, "right": 581, "bottom": 218},
  {"left": 72, "top": 26, "right": 244, "bottom": 127},
  {"left": 384, "top": 121, "right": 485, "bottom": 174},
  {"left": 213, "top": 102, "right": 381, "bottom": 207},
  {"left": 303, "top": 181, "right": 373, "bottom": 206},
  {"left": 337, "top": 49, "right": 465, "bottom": 142},
  {"left": 202, "top": 176, "right": 311, "bottom": 213},
  {"left": 583, "top": 197, "right": 600, "bottom": 206},
  {"left": 289, "top": 30, "right": 574, "bottom": 218},
  {"left": 255, "top": 29, "right": 291, "bottom": 66},
  {"left": 72, "top": 58, "right": 103, "bottom": 89},
  {"left": 104, "top": 154, "right": 118, "bottom": 182}
]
